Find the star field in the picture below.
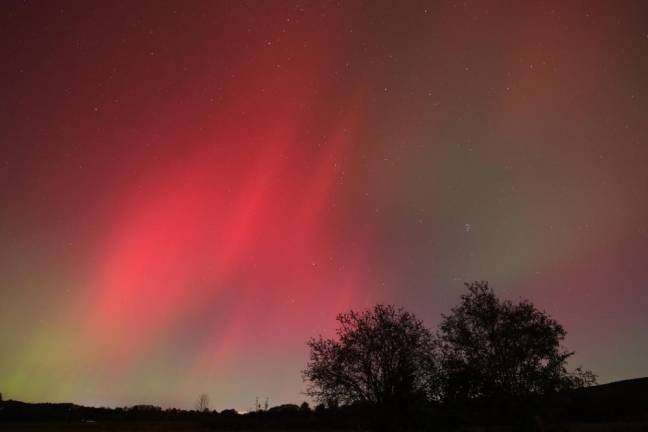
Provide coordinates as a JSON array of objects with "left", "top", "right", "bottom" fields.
[{"left": 1, "top": 0, "right": 648, "bottom": 410}]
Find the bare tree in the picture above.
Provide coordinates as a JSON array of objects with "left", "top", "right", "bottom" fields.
[
  {"left": 303, "top": 304, "right": 437, "bottom": 430},
  {"left": 196, "top": 393, "right": 210, "bottom": 412}
]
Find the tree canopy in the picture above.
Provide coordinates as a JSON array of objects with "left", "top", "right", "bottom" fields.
[
  {"left": 303, "top": 304, "right": 436, "bottom": 408},
  {"left": 436, "top": 281, "right": 596, "bottom": 402},
  {"left": 303, "top": 282, "right": 596, "bottom": 430}
]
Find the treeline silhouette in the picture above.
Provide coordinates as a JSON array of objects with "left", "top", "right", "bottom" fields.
[
  {"left": 2, "top": 383, "right": 648, "bottom": 430},
  {"left": 1, "top": 282, "right": 647, "bottom": 431},
  {"left": 303, "top": 281, "right": 600, "bottom": 430}
]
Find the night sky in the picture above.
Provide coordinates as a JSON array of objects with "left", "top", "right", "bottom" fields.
[{"left": 1, "top": 0, "right": 648, "bottom": 411}]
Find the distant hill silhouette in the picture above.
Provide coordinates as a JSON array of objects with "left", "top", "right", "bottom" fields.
[{"left": 562, "top": 377, "right": 648, "bottom": 423}]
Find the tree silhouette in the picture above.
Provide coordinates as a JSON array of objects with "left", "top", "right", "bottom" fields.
[
  {"left": 436, "top": 281, "right": 596, "bottom": 404},
  {"left": 195, "top": 393, "right": 210, "bottom": 412},
  {"left": 303, "top": 304, "right": 436, "bottom": 429}
]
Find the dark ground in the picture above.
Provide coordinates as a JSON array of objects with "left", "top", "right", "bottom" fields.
[{"left": 2, "top": 378, "right": 647, "bottom": 431}]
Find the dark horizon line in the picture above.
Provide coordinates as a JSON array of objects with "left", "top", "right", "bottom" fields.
[{"left": 4, "top": 375, "right": 648, "bottom": 412}]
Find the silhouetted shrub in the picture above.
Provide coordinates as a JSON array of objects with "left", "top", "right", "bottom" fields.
[
  {"left": 436, "top": 281, "right": 596, "bottom": 425},
  {"left": 303, "top": 304, "right": 437, "bottom": 430}
]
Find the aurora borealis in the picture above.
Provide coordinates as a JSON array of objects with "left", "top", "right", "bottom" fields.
[{"left": 1, "top": 0, "right": 648, "bottom": 410}]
